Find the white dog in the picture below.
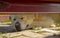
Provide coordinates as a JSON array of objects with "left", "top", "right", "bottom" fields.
[{"left": 10, "top": 14, "right": 56, "bottom": 31}]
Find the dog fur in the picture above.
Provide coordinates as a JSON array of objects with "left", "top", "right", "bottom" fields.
[{"left": 10, "top": 14, "right": 56, "bottom": 31}]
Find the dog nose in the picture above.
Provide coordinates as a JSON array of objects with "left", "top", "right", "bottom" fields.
[{"left": 15, "top": 22, "right": 21, "bottom": 31}]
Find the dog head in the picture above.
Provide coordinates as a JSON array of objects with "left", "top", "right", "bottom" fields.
[{"left": 10, "top": 14, "right": 35, "bottom": 30}]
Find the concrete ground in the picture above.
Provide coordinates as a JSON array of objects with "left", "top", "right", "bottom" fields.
[{"left": 0, "top": 25, "right": 60, "bottom": 38}]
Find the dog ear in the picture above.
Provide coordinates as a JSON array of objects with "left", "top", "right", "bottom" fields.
[{"left": 9, "top": 16, "right": 11, "bottom": 20}]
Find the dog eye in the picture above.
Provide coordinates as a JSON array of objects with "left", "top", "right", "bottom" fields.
[
  {"left": 20, "top": 17, "right": 23, "bottom": 20},
  {"left": 14, "top": 18, "right": 16, "bottom": 21}
]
